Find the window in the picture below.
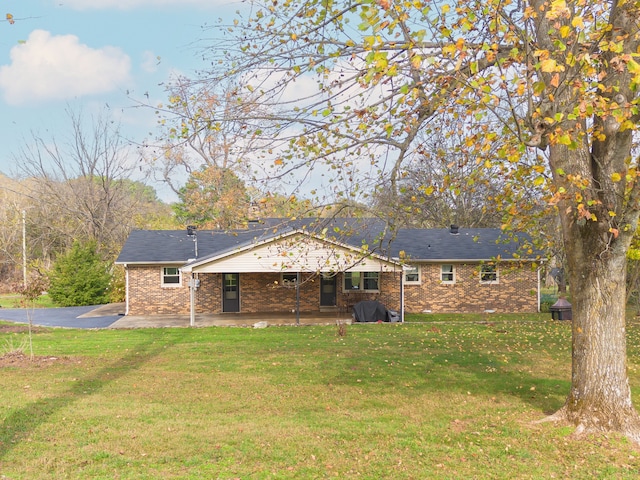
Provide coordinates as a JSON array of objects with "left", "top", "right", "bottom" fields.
[
  {"left": 440, "top": 264, "right": 455, "bottom": 283},
  {"left": 363, "top": 272, "right": 379, "bottom": 290},
  {"left": 281, "top": 273, "right": 298, "bottom": 286},
  {"left": 344, "top": 271, "right": 379, "bottom": 292},
  {"left": 344, "top": 272, "right": 361, "bottom": 290},
  {"left": 405, "top": 265, "right": 421, "bottom": 284},
  {"left": 162, "top": 267, "right": 181, "bottom": 287},
  {"left": 480, "top": 264, "right": 498, "bottom": 283}
]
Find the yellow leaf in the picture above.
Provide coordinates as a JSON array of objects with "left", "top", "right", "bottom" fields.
[
  {"left": 442, "top": 44, "right": 456, "bottom": 56},
  {"left": 571, "top": 16, "right": 584, "bottom": 29},
  {"left": 611, "top": 172, "right": 622, "bottom": 182},
  {"left": 540, "top": 59, "right": 558, "bottom": 73},
  {"left": 558, "top": 133, "right": 572, "bottom": 145},
  {"left": 274, "top": 158, "right": 283, "bottom": 165},
  {"left": 441, "top": 4, "right": 450, "bottom": 13},
  {"left": 546, "top": 0, "right": 569, "bottom": 19}
]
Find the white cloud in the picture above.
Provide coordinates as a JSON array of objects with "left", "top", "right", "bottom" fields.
[
  {"left": 0, "top": 30, "right": 131, "bottom": 105},
  {"left": 61, "top": 0, "right": 226, "bottom": 10}
]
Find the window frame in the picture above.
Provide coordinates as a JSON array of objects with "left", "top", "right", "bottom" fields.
[
  {"left": 161, "top": 266, "right": 182, "bottom": 287},
  {"left": 479, "top": 264, "right": 498, "bottom": 284},
  {"left": 343, "top": 271, "right": 380, "bottom": 292},
  {"left": 404, "top": 265, "right": 421, "bottom": 284},
  {"left": 440, "top": 264, "right": 455, "bottom": 284}
]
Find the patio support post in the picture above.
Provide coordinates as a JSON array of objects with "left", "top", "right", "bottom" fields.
[
  {"left": 189, "top": 273, "right": 196, "bottom": 327},
  {"left": 400, "top": 269, "right": 405, "bottom": 322},
  {"left": 537, "top": 267, "right": 542, "bottom": 313},
  {"left": 296, "top": 271, "right": 300, "bottom": 326}
]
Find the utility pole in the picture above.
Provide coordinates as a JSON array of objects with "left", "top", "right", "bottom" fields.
[{"left": 22, "top": 209, "right": 27, "bottom": 288}]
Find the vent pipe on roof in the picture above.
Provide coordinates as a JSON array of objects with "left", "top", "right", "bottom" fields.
[
  {"left": 450, "top": 225, "right": 459, "bottom": 235},
  {"left": 187, "top": 225, "right": 198, "bottom": 258}
]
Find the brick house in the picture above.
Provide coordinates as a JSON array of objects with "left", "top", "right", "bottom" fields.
[{"left": 115, "top": 218, "right": 541, "bottom": 319}]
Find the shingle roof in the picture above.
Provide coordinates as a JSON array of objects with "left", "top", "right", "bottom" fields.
[
  {"left": 389, "top": 228, "right": 529, "bottom": 261},
  {"left": 116, "top": 219, "right": 532, "bottom": 265}
]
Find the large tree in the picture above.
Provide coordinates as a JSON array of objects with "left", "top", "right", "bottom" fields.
[
  {"left": 370, "top": 124, "right": 516, "bottom": 228},
  {"left": 12, "top": 107, "right": 172, "bottom": 259},
  {"left": 143, "top": 77, "right": 278, "bottom": 197},
  {"left": 200, "top": 0, "right": 640, "bottom": 441},
  {"left": 173, "top": 165, "right": 251, "bottom": 228}
]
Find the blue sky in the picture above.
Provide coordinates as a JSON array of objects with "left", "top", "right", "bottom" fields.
[{"left": 0, "top": 0, "right": 244, "bottom": 201}]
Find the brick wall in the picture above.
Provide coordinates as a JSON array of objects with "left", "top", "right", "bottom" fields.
[
  {"left": 404, "top": 262, "right": 538, "bottom": 313},
  {"left": 126, "top": 264, "right": 537, "bottom": 315},
  {"left": 336, "top": 272, "right": 402, "bottom": 312},
  {"left": 126, "top": 265, "right": 191, "bottom": 315},
  {"left": 237, "top": 272, "right": 320, "bottom": 313},
  {"left": 195, "top": 273, "right": 222, "bottom": 313}
]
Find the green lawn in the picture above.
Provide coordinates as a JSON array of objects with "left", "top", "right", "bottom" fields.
[
  {"left": 1, "top": 316, "right": 640, "bottom": 479},
  {"left": 0, "top": 293, "right": 56, "bottom": 309}
]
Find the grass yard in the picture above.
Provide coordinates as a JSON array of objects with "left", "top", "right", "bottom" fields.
[
  {"left": 0, "top": 293, "right": 56, "bottom": 309},
  {"left": 1, "top": 316, "right": 640, "bottom": 479}
]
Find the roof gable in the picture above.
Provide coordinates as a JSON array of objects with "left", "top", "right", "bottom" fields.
[{"left": 184, "top": 231, "right": 399, "bottom": 273}]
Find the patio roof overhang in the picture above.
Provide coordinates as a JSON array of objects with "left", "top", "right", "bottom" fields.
[{"left": 181, "top": 230, "right": 401, "bottom": 274}]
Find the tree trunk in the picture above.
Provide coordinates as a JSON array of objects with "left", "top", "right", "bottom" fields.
[
  {"left": 550, "top": 152, "right": 640, "bottom": 441},
  {"left": 556, "top": 250, "right": 640, "bottom": 441}
]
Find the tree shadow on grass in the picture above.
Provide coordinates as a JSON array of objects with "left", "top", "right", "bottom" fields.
[
  {"left": 327, "top": 337, "right": 570, "bottom": 415},
  {"left": 0, "top": 338, "right": 169, "bottom": 460},
  {"left": 425, "top": 350, "right": 571, "bottom": 414}
]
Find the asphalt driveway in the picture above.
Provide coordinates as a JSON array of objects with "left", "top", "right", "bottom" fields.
[
  {"left": 0, "top": 304, "right": 353, "bottom": 329},
  {"left": 0, "top": 303, "right": 124, "bottom": 329}
]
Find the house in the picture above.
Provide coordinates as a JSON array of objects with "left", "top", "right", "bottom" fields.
[{"left": 115, "top": 218, "right": 541, "bottom": 319}]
